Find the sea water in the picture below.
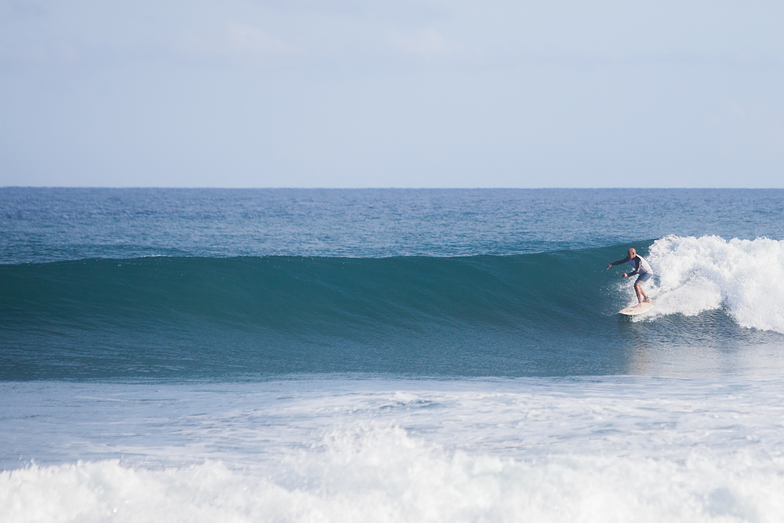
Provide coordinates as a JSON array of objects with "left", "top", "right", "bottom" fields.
[{"left": 1, "top": 188, "right": 784, "bottom": 522}]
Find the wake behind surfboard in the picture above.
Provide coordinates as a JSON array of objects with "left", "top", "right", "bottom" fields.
[{"left": 619, "top": 301, "right": 655, "bottom": 316}]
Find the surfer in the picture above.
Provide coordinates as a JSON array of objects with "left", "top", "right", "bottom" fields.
[{"left": 606, "top": 248, "right": 653, "bottom": 307}]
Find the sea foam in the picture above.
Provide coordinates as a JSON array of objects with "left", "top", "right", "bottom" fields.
[
  {"left": 4, "top": 378, "right": 784, "bottom": 522},
  {"left": 2, "top": 428, "right": 783, "bottom": 523},
  {"left": 640, "top": 236, "right": 784, "bottom": 333}
]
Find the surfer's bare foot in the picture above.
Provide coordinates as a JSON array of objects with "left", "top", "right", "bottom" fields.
[{"left": 643, "top": 297, "right": 651, "bottom": 303}]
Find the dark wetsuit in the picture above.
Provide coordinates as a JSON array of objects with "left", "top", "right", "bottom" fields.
[{"left": 609, "top": 255, "right": 653, "bottom": 284}]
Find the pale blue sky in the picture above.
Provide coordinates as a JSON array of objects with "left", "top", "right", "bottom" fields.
[{"left": 1, "top": 0, "right": 783, "bottom": 187}]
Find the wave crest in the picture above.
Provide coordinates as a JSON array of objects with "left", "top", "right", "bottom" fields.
[{"left": 647, "top": 236, "right": 784, "bottom": 333}]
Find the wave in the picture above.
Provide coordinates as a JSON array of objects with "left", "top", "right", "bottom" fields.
[
  {"left": 2, "top": 426, "right": 781, "bottom": 522},
  {"left": 644, "top": 236, "right": 784, "bottom": 332},
  {"left": 1, "top": 237, "right": 783, "bottom": 380},
  {"left": 0, "top": 251, "right": 608, "bottom": 326}
]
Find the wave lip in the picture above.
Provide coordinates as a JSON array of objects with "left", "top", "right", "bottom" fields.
[{"left": 646, "top": 235, "right": 784, "bottom": 333}]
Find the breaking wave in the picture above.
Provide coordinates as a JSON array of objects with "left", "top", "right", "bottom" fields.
[
  {"left": 2, "top": 236, "right": 783, "bottom": 379},
  {"left": 643, "top": 235, "right": 784, "bottom": 333},
  {"left": 2, "top": 425, "right": 782, "bottom": 523}
]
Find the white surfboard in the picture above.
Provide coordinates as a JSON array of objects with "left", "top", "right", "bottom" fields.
[{"left": 619, "top": 301, "right": 655, "bottom": 316}]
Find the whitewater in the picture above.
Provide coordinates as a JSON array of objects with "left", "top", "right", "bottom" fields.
[
  {"left": 3, "top": 378, "right": 784, "bottom": 523},
  {"left": 644, "top": 235, "right": 784, "bottom": 333},
  {"left": 2, "top": 188, "right": 784, "bottom": 522}
]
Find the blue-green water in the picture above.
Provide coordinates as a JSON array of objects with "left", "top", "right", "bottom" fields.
[
  {"left": 2, "top": 188, "right": 784, "bottom": 379},
  {"left": 2, "top": 188, "right": 784, "bottom": 522},
  {"left": 2, "top": 188, "right": 782, "bottom": 262}
]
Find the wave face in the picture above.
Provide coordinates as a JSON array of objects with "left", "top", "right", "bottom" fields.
[{"left": 2, "top": 237, "right": 783, "bottom": 380}]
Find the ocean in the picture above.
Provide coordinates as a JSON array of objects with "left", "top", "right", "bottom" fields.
[{"left": 2, "top": 188, "right": 784, "bottom": 522}]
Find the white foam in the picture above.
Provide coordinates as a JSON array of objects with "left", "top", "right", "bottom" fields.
[
  {"left": 6, "top": 378, "right": 784, "bottom": 521},
  {"left": 2, "top": 428, "right": 784, "bottom": 523},
  {"left": 635, "top": 236, "right": 784, "bottom": 332},
  {"left": 4, "top": 378, "right": 784, "bottom": 522}
]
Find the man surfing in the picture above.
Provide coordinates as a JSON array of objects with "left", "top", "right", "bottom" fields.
[{"left": 606, "top": 248, "right": 653, "bottom": 307}]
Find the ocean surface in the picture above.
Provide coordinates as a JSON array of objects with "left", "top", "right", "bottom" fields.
[{"left": 2, "top": 188, "right": 784, "bottom": 522}]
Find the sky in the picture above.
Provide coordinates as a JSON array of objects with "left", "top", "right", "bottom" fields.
[{"left": 1, "top": 0, "right": 783, "bottom": 188}]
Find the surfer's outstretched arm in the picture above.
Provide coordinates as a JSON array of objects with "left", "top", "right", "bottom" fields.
[{"left": 606, "top": 255, "right": 631, "bottom": 270}]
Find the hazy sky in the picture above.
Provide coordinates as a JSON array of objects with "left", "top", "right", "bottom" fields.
[{"left": 1, "top": 0, "right": 783, "bottom": 187}]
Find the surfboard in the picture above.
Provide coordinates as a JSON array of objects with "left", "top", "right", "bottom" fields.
[{"left": 619, "top": 301, "right": 655, "bottom": 316}]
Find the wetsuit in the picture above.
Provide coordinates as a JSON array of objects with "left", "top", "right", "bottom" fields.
[{"left": 609, "top": 255, "right": 653, "bottom": 285}]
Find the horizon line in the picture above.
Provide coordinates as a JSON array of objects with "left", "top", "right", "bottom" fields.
[{"left": 2, "top": 186, "right": 783, "bottom": 191}]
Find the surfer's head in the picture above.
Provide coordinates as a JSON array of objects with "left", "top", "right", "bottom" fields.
[{"left": 628, "top": 248, "right": 637, "bottom": 258}]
